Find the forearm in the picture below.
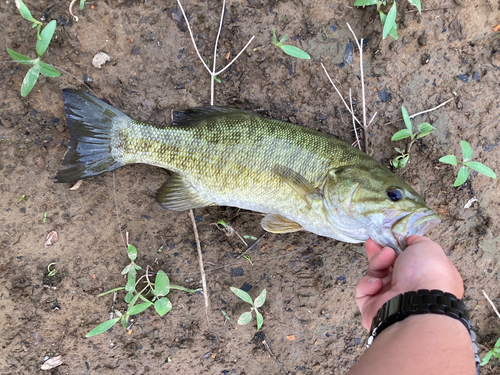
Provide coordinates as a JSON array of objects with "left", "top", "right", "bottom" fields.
[{"left": 347, "top": 314, "right": 476, "bottom": 375}]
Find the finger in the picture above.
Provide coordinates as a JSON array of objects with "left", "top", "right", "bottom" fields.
[
  {"left": 355, "top": 276, "right": 383, "bottom": 301},
  {"left": 368, "top": 247, "right": 397, "bottom": 278},
  {"left": 355, "top": 276, "right": 383, "bottom": 313},
  {"left": 365, "top": 239, "right": 383, "bottom": 260},
  {"left": 406, "top": 234, "right": 435, "bottom": 247}
]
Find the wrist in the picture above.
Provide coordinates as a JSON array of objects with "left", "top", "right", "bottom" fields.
[{"left": 367, "top": 290, "right": 480, "bottom": 374}]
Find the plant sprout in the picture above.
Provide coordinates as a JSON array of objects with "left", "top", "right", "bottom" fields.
[{"left": 439, "top": 141, "right": 497, "bottom": 187}]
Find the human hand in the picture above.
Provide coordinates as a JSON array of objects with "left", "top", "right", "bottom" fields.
[{"left": 355, "top": 235, "right": 464, "bottom": 330}]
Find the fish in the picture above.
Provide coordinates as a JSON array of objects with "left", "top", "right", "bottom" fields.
[{"left": 55, "top": 89, "right": 440, "bottom": 253}]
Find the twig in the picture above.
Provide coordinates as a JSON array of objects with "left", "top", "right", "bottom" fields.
[
  {"left": 483, "top": 290, "right": 500, "bottom": 320},
  {"left": 347, "top": 23, "right": 368, "bottom": 154},
  {"left": 263, "top": 340, "right": 289, "bottom": 374},
  {"left": 406, "top": 7, "right": 449, "bottom": 13},
  {"left": 349, "top": 88, "right": 361, "bottom": 150},
  {"left": 188, "top": 209, "right": 210, "bottom": 312},
  {"left": 320, "top": 63, "right": 362, "bottom": 127},
  {"left": 176, "top": 0, "right": 255, "bottom": 105},
  {"left": 382, "top": 97, "right": 454, "bottom": 126},
  {"left": 237, "top": 232, "right": 267, "bottom": 259}
]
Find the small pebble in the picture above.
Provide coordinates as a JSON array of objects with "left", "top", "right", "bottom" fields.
[{"left": 92, "top": 52, "right": 111, "bottom": 68}]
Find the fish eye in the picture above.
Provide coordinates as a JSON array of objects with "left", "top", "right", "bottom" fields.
[{"left": 387, "top": 187, "right": 404, "bottom": 202}]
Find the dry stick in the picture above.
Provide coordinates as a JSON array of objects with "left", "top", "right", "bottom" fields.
[
  {"left": 188, "top": 209, "right": 210, "bottom": 312},
  {"left": 483, "top": 290, "right": 500, "bottom": 320},
  {"left": 237, "top": 232, "right": 267, "bottom": 259},
  {"left": 263, "top": 340, "right": 289, "bottom": 374},
  {"left": 349, "top": 88, "right": 361, "bottom": 150},
  {"left": 176, "top": 0, "right": 255, "bottom": 105},
  {"left": 320, "top": 63, "right": 362, "bottom": 127},
  {"left": 382, "top": 97, "right": 454, "bottom": 126},
  {"left": 347, "top": 23, "right": 368, "bottom": 154}
]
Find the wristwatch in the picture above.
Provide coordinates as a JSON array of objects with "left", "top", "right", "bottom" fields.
[{"left": 367, "top": 289, "right": 480, "bottom": 374}]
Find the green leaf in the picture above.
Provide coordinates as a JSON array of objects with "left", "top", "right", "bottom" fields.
[
  {"left": 401, "top": 107, "right": 412, "bottom": 132},
  {"left": 391, "top": 129, "right": 412, "bottom": 141},
  {"left": 481, "top": 350, "right": 494, "bottom": 366},
  {"left": 416, "top": 123, "right": 436, "bottom": 138},
  {"left": 21, "top": 64, "right": 40, "bottom": 97},
  {"left": 80, "top": 0, "right": 86, "bottom": 9},
  {"left": 231, "top": 287, "right": 254, "bottom": 305},
  {"left": 354, "top": 0, "right": 378, "bottom": 6},
  {"left": 121, "top": 264, "right": 133, "bottom": 275},
  {"left": 127, "top": 302, "right": 152, "bottom": 316},
  {"left": 125, "top": 291, "right": 134, "bottom": 303},
  {"left": 154, "top": 270, "right": 170, "bottom": 297},
  {"left": 465, "top": 162, "right": 497, "bottom": 179},
  {"left": 15, "top": 0, "right": 38, "bottom": 23},
  {"left": 272, "top": 27, "right": 277, "bottom": 45},
  {"left": 281, "top": 45, "right": 311, "bottom": 60},
  {"left": 460, "top": 140, "right": 473, "bottom": 162},
  {"left": 255, "top": 309, "right": 264, "bottom": 330},
  {"left": 392, "top": 154, "right": 409, "bottom": 169},
  {"left": 85, "top": 317, "right": 120, "bottom": 337},
  {"left": 237, "top": 311, "right": 253, "bottom": 325},
  {"left": 439, "top": 155, "right": 458, "bottom": 165},
  {"left": 382, "top": 2, "right": 397, "bottom": 40},
  {"left": 127, "top": 243, "right": 138, "bottom": 261},
  {"left": 254, "top": 289, "right": 267, "bottom": 308},
  {"left": 39, "top": 61, "right": 60, "bottom": 77},
  {"left": 125, "top": 268, "right": 137, "bottom": 292},
  {"left": 6, "top": 48, "right": 33, "bottom": 65},
  {"left": 279, "top": 34, "right": 288, "bottom": 44},
  {"left": 407, "top": 0, "right": 421, "bottom": 13},
  {"left": 454, "top": 166, "right": 469, "bottom": 187},
  {"left": 37, "top": 20, "right": 57, "bottom": 57},
  {"left": 154, "top": 297, "right": 172, "bottom": 316},
  {"left": 494, "top": 337, "right": 500, "bottom": 349}
]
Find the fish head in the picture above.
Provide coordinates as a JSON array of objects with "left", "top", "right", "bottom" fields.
[{"left": 322, "top": 165, "right": 440, "bottom": 254}]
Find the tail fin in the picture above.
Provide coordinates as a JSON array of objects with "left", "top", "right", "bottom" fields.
[{"left": 55, "top": 89, "right": 128, "bottom": 183}]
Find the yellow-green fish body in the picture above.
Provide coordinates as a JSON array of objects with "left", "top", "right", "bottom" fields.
[{"left": 57, "top": 90, "right": 440, "bottom": 253}]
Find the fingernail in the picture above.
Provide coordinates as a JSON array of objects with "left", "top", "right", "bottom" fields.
[{"left": 368, "top": 277, "right": 379, "bottom": 284}]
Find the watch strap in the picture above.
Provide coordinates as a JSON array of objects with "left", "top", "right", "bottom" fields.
[{"left": 367, "top": 289, "right": 480, "bottom": 374}]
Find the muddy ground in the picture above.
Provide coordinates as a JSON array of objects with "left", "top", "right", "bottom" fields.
[{"left": 1, "top": 0, "right": 500, "bottom": 374}]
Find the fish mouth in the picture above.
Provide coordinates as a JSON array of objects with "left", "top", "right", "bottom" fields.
[{"left": 391, "top": 209, "right": 441, "bottom": 253}]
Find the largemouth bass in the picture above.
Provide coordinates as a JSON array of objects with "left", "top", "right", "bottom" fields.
[{"left": 56, "top": 89, "right": 440, "bottom": 253}]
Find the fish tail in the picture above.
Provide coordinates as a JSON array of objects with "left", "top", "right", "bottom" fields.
[{"left": 55, "top": 89, "right": 128, "bottom": 183}]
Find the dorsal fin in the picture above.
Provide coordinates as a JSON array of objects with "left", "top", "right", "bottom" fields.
[{"left": 172, "top": 106, "right": 253, "bottom": 127}]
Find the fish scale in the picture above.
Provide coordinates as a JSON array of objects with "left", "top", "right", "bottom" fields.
[{"left": 56, "top": 89, "right": 440, "bottom": 253}]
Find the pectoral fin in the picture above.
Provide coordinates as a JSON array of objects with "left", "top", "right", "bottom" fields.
[
  {"left": 274, "top": 165, "right": 321, "bottom": 209},
  {"left": 261, "top": 213, "right": 303, "bottom": 233},
  {"left": 155, "top": 174, "right": 214, "bottom": 211}
]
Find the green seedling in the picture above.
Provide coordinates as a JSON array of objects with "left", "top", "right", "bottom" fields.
[
  {"left": 47, "top": 262, "right": 57, "bottom": 277},
  {"left": 7, "top": 0, "right": 61, "bottom": 97},
  {"left": 354, "top": 0, "right": 421, "bottom": 40},
  {"left": 86, "top": 237, "right": 201, "bottom": 337},
  {"left": 439, "top": 141, "right": 497, "bottom": 187},
  {"left": 221, "top": 310, "right": 230, "bottom": 321},
  {"left": 19, "top": 194, "right": 26, "bottom": 202},
  {"left": 230, "top": 287, "right": 267, "bottom": 330},
  {"left": 242, "top": 255, "right": 253, "bottom": 265},
  {"left": 390, "top": 106, "right": 435, "bottom": 169},
  {"left": 43, "top": 212, "right": 47, "bottom": 223},
  {"left": 481, "top": 337, "right": 500, "bottom": 366},
  {"left": 272, "top": 28, "right": 311, "bottom": 60}
]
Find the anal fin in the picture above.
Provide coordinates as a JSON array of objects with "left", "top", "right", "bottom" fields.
[
  {"left": 155, "top": 174, "right": 214, "bottom": 211},
  {"left": 261, "top": 213, "right": 303, "bottom": 233}
]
